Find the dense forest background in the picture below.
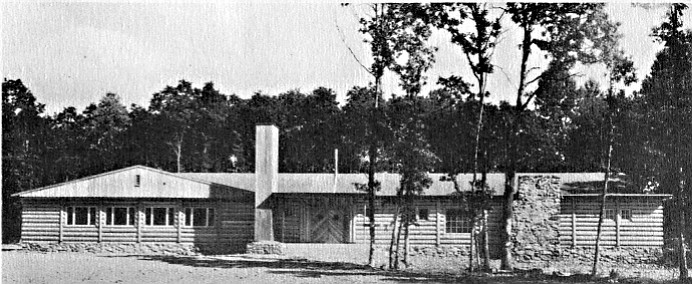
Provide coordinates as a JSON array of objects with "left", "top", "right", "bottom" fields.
[
  {"left": 0, "top": 70, "right": 675, "bottom": 242},
  {"left": 2, "top": 7, "right": 690, "bottom": 274}
]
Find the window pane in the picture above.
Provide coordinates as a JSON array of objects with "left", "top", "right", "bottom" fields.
[
  {"left": 193, "top": 208, "right": 206, "bottom": 227},
  {"left": 145, "top": 208, "right": 152, "bottom": 225},
  {"left": 445, "top": 209, "right": 471, "bottom": 234},
  {"left": 153, "top": 208, "right": 166, "bottom": 226},
  {"left": 208, "top": 209, "right": 215, "bottom": 227},
  {"left": 89, "top": 208, "right": 96, "bottom": 225},
  {"left": 75, "top": 207, "right": 89, "bottom": 225},
  {"left": 621, "top": 209, "right": 632, "bottom": 221},
  {"left": 128, "top": 208, "right": 135, "bottom": 225},
  {"left": 106, "top": 208, "right": 113, "bottom": 225},
  {"left": 419, "top": 209, "right": 429, "bottom": 221},
  {"left": 168, "top": 208, "right": 176, "bottom": 226},
  {"left": 185, "top": 208, "right": 192, "bottom": 226},
  {"left": 67, "top": 207, "right": 74, "bottom": 225},
  {"left": 605, "top": 209, "right": 615, "bottom": 220},
  {"left": 114, "top": 207, "right": 128, "bottom": 225}
]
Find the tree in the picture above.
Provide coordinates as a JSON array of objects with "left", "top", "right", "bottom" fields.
[
  {"left": 2, "top": 79, "right": 48, "bottom": 243},
  {"left": 45, "top": 106, "right": 89, "bottom": 182},
  {"left": 501, "top": 3, "right": 623, "bottom": 270},
  {"left": 385, "top": 96, "right": 438, "bottom": 269},
  {"left": 353, "top": 3, "right": 444, "bottom": 266},
  {"left": 635, "top": 4, "right": 692, "bottom": 280},
  {"left": 441, "top": 3, "right": 503, "bottom": 271},
  {"left": 149, "top": 80, "right": 197, "bottom": 172},
  {"left": 81, "top": 93, "right": 131, "bottom": 173}
]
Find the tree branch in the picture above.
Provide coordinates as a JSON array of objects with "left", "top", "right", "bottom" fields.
[
  {"left": 492, "top": 65, "right": 519, "bottom": 93},
  {"left": 523, "top": 73, "right": 543, "bottom": 87},
  {"left": 334, "top": 15, "right": 374, "bottom": 76}
]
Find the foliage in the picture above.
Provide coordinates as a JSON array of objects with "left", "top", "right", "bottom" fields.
[{"left": 2, "top": 79, "right": 48, "bottom": 242}]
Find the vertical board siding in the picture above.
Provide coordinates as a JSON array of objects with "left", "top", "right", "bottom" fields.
[{"left": 559, "top": 197, "right": 664, "bottom": 247}]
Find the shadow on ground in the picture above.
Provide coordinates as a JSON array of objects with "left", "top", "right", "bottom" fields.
[{"left": 101, "top": 254, "right": 680, "bottom": 284}]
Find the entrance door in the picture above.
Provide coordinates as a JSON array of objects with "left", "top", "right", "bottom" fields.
[{"left": 309, "top": 207, "right": 347, "bottom": 243}]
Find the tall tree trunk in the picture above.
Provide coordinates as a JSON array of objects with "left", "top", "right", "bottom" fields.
[
  {"left": 678, "top": 167, "right": 689, "bottom": 281},
  {"left": 176, "top": 142, "right": 182, "bottom": 173},
  {"left": 591, "top": 138, "right": 612, "bottom": 277},
  {"left": 680, "top": 208, "right": 689, "bottom": 281},
  {"left": 500, "top": 23, "right": 531, "bottom": 272},
  {"left": 367, "top": 77, "right": 380, "bottom": 267},
  {"left": 403, "top": 219, "right": 410, "bottom": 267},
  {"left": 394, "top": 215, "right": 404, "bottom": 270},
  {"left": 388, "top": 204, "right": 400, "bottom": 269},
  {"left": 481, "top": 171, "right": 491, "bottom": 271},
  {"left": 500, "top": 135, "right": 518, "bottom": 270},
  {"left": 170, "top": 134, "right": 184, "bottom": 173},
  {"left": 368, "top": 142, "right": 377, "bottom": 267},
  {"left": 482, "top": 209, "right": 490, "bottom": 271},
  {"left": 469, "top": 218, "right": 476, "bottom": 272}
]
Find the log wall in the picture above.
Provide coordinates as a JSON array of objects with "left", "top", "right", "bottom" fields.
[
  {"left": 20, "top": 199, "right": 253, "bottom": 250},
  {"left": 351, "top": 199, "right": 504, "bottom": 248},
  {"left": 559, "top": 196, "right": 665, "bottom": 247}
]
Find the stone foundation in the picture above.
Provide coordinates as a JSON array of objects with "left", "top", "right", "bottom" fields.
[
  {"left": 246, "top": 241, "right": 285, "bottom": 254},
  {"left": 20, "top": 242, "right": 202, "bottom": 255},
  {"left": 408, "top": 245, "right": 661, "bottom": 265},
  {"left": 559, "top": 247, "right": 662, "bottom": 264},
  {"left": 409, "top": 246, "right": 471, "bottom": 258}
]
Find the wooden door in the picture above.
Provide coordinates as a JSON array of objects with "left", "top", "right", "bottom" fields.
[{"left": 309, "top": 207, "right": 347, "bottom": 243}]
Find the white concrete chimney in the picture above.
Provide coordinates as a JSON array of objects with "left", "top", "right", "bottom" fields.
[{"left": 254, "top": 124, "right": 279, "bottom": 241}]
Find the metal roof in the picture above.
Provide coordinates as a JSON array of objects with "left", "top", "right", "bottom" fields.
[
  {"left": 177, "top": 172, "right": 609, "bottom": 197},
  {"left": 12, "top": 165, "right": 251, "bottom": 199},
  {"left": 177, "top": 172, "right": 508, "bottom": 196},
  {"left": 16, "top": 165, "right": 648, "bottom": 199}
]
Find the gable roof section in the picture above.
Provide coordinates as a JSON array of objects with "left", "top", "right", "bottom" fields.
[
  {"left": 12, "top": 165, "right": 251, "bottom": 199},
  {"left": 176, "top": 172, "right": 509, "bottom": 196},
  {"left": 15, "top": 167, "right": 626, "bottom": 199},
  {"left": 176, "top": 173, "right": 255, "bottom": 191}
]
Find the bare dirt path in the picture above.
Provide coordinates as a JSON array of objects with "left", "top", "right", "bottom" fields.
[{"left": 2, "top": 251, "right": 678, "bottom": 284}]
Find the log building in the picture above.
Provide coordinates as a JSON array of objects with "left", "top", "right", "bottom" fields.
[{"left": 13, "top": 124, "right": 671, "bottom": 254}]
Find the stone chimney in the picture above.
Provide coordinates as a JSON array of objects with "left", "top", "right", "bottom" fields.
[{"left": 254, "top": 124, "right": 279, "bottom": 242}]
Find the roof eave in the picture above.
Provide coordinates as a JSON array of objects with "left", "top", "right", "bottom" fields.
[{"left": 562, "top": 193, "right": 673, "bottom": 197}]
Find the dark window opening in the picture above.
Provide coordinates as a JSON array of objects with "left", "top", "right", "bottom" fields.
[
  {"left": 106, "top": 207, "right": 135, "bottom": 226},
  {"left": 418, "top": 208, "right": 429, "bottom": 221},
  {"left": 605, "top": 209, "right": 616, "bottom": 221},
  {"left": 146, "top": 207, "right": 174, "bottom": 226},
  {"left": 184, "top": 208, "right": 215, "bottom": 227},
  {"left": 445, "top": 209, "right": 471, "bottom": 234},
  {"left": 67, "top": 207, "right": 96, "bottom": 226},
  {"left": 620, "top": 209, "right": 632, "bottom": 221}
]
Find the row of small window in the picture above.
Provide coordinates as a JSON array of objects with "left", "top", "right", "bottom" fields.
[
  {"left": 364, "top": 207, "right": 472, "bottom": 234},
  {"left": 65, "top": 207, "right": 215, "bottom": 227},
  {"left": 605, "top": 209, "right": 632, "bottom": 221}
]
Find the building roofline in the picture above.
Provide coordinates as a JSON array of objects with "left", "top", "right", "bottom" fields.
[
  {"left": 11, "top": 165, "right": 214, "bottom": 198},
  {"left": 562, "top": 193, "right": 673, "bottom": 197}
]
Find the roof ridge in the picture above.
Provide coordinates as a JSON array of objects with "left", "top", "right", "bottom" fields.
[{"left": 12, "top": 165, "right": 215, "bottom": 197}]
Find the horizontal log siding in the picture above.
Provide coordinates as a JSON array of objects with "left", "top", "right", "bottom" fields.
[
  {"left": 20, "top": 199, "right": 254, "bottom": 248},
  {"left": 20, "top": 203, "right": 61, "bottom": 242},
  {"left": 218, "top": 201, "right": 254, "bottom": 248},
  {"left": 353, "top": 199, "right": 504, "bottom": 247},
  {"left": 559, "top": 197, "right": 665, "bottom": 247}
]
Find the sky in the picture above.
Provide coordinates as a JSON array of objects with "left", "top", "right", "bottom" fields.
[{"left": 2, "top": 3, "right": 691, "bottom": 115}]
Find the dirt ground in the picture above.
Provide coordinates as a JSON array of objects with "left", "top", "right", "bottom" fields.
[{"left": 2, "top": 250, "right": 683, "bottom": 284}]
